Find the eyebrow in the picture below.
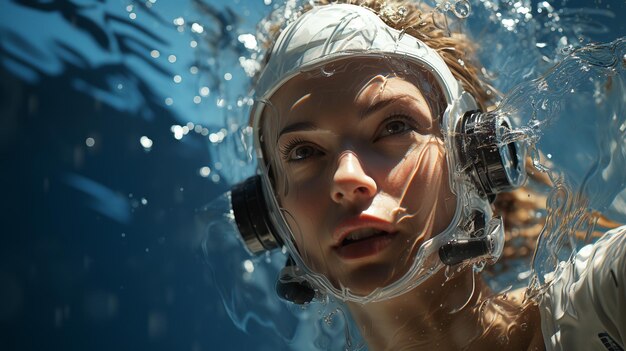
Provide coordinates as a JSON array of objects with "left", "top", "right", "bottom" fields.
[
  {"left": 277, "top": 94, "right": 421, "bottom": 138},
  {"left": 359, "top": 94, "right": 419, "bottom": 118},
  {"left": 278, "top": 121, "right": 318, "bottom": 138}
]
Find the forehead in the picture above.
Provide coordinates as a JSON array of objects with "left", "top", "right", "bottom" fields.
[{"left": 265, "top": 57, "right": 441, "bottom": 121}]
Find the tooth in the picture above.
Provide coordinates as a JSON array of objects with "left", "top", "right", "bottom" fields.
[{"left": 347, "top": 228, "right": 377, "bottom": 241}]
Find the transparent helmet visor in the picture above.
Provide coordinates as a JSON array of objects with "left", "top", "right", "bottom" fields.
[
  {"left": 249, "top": 4, "right": 503, "bottom": 303},
  {"left": 257, "top": 57, "right": 494, "bottom": 302}
]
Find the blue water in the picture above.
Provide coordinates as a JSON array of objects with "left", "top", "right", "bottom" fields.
[{"left": 0, "top": 0, "right": 624, "bottom": 350}]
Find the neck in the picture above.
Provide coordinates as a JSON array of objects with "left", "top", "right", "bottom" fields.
[{"left": 346, "top": 268, "right": 544, "bottom": 351}]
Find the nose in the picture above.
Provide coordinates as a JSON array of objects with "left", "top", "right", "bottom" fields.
[{"left": 331, "top": 152, "right": 377, "bottom": 205}]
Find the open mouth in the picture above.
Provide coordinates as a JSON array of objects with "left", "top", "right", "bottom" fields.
[
  {"left": 341, "top": 228, "right": 389, "bottom": 245},
  {"left": 337, "top": 228, "right": 397, "bottom": 260}
]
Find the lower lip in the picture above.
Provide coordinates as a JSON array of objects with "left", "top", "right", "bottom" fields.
[{"left": 336, "top": 232, "right": 397, "bottom": 260}]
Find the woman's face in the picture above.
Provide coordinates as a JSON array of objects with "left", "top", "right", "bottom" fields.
[{"left": 264, "top": 60, "right": 457, "bottom": 295}]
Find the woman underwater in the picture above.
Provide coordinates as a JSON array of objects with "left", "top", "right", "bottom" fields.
[{"left": 226, "top": 0, "right": 626, "bottom": 349}]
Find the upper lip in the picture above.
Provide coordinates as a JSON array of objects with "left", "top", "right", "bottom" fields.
[{"left": 332, "top": 214, "right": 396, "bottom": 247}]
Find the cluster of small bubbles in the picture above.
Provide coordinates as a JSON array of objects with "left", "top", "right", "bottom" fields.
[
  {"left": 173, "top": 17, "right": 185, "bottom": 32},
  {"left": 171, "top": 125, "right": 185, "bottom": 140},
  {"left": 209, "top": 130, "right": 227, "bottom": 144},
  {"left": 380, "top": 3, "right": 407, "bottom": 24},
  {"left": 173, "top": 16, "right": 184, "bottom": 25},
  {"left": 323, "top": 309, "right": 338, "bottom": 326},
  {"left": 140, "top": 136, "right": 153, "bottom": 150},
  {"left": 501, "top": 18, "right": 518, "bottom": 32},
  {"left": 191, "top": 23, "right": 204, "bottom": 34},
  {"left": 170, "top": 123, "right": 211, "bottom": 140},
  {"left": 239, "top": 56, "right": 261, "bottom": 77},
  {"left": 126, "top": 4, "right": 137, "bottom": 20},
  {"left": 238, "top": 34, "right": 258, "bottom": 50},
  {"left": 85, "top": 137, "right": 95, "bottom": 147}
]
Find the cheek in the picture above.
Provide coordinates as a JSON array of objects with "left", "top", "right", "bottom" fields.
[
  {"left": 281, "top": 185, "right": 334, "bottom": 275},
  {"left": 279, "top": 175, "right": 331, "bottom": 246},
  {"left": 389, "top": 137, "right": 451, "bottom": 217},
  {"left": 386, "top": 137, "right": 447, "bottom": 197}
]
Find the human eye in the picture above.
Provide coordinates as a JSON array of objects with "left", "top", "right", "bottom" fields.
[
  {"left": 376, "top": 115, "right": 418, "bottom": 140},
  {"left": 279, "top": 138, "right": 323, "bottom": 162}
]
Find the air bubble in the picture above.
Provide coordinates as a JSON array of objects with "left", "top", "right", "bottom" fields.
[
  {"left": 321, "top": 66, "right": 335, "bottom": 77},
  {"left": 140, "top": 136, "right": 153, "bottom": 150},
  {"left": 452, "top": 0, "right": 471, "bottom": 19},
  {"left": 199, "top": 166, "right": 211, "bottom": 177},
  {"left": 397, "top": 6, "right": 407, "bottom": 18}
]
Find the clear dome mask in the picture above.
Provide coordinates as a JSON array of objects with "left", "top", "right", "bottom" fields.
[{"left": 236, "top": 3, "right": 525, "bottom": 303}]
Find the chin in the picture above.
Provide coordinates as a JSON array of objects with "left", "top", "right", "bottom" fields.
[{"left": 335, "top": 260, "right": 410, "bottom": 297}]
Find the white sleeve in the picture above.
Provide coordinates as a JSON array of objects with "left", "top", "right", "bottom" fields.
[{"left": 539, "top": 225, "right": 626, "bottom": 351}]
